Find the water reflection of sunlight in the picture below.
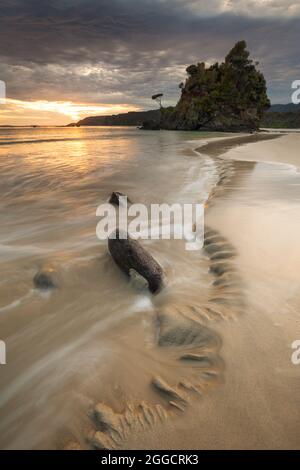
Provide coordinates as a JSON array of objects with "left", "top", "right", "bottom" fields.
[{"left": 0, "top": 129, "right": 139, "bottom": 180}]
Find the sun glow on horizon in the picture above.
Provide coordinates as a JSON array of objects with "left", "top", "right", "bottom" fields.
[{"left": 0, "top": 98, "right": 138, "bottom": 126}]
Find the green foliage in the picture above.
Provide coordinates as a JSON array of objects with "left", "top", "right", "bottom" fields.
[
  {"left": 160, "top": 40, "right": 270, "bottom": 131},
  {"left": 262, "top": 111, "right": 300, "bottom": 128}
]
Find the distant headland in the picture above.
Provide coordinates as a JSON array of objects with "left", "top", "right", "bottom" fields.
[
  {"left": 66, "top": 103, "right": 300, "bottom": 130},
  {"left": 68, "top": 110, "right": 160, "bottom": 127}
]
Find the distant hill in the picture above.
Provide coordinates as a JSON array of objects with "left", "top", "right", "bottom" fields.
[
  {"left": 68, "top": 103, "right": 300, "bottom": 130},
  {"left": 262, "top": 111, "right": 300, "bottom": 128},
  {"left": 268, "top": 103, "right": 300, "bottom": 113},
  {"left": 72, "top": 110, "right": 160, "bottom": 127},
  {"left": 261, "top": 103, "right": 300, "bottom": 128}
]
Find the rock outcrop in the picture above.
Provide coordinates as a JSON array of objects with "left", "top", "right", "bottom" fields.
[{"left": 143, "top": 41, "right": 270, "bottom": 132}]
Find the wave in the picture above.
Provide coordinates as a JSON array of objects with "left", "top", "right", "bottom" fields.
[{"left": 0, "top": 136, "right": 104, "bottom": 146}]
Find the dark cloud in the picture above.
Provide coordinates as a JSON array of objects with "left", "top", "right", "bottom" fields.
[{"left": 0, "top": 0, "right": 299, "bottom": 106}]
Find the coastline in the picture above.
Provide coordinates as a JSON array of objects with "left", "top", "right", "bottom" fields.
[
  {"left": 195, "top": 132, "right": 282, "bottom": 159},
  {"left": 104, "top": 130, "right": 300, "bottom": 450},
  {"left": 194, "top": 130, "right": 300, "bottom": 168},
  {"left": 1, "top": 128, "right": 300, "bottom": 449},
  {"left": 186, "top": 130, "right": 300, "bottom": 449}
]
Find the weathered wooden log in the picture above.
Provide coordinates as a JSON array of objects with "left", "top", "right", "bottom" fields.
[{"left": 108, "top": 229, "right": 164, "bottom": 293}]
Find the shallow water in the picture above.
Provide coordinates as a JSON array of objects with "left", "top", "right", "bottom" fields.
[
  {"left": 0, "top": 127, "right": 300, "bottom": 449},
  {"left": 0, "top": 127, "right": 225, "bottom": 449}
]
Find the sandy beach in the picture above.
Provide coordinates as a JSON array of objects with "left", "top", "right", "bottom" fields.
[
  {"left": 2, "top": 0, "right": 300, "bottom": 459},
  {"left": 161, "top": 131, "right": 300, "bottom": 450},
  {"left": 95, "top": 131, "right": 300, "bottom": 450},
  {"left": 0, "top": 128, "right": 300, "bottom": 450},
  {"left": 108, "top": 131, "right": 300, "bottom": 450},
  {"left": 109, "top": 131, "right": 300, "bottom": 450}
]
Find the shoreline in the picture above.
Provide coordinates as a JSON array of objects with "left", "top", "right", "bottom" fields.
[
  {"left": 78, "top": 131, "right": 300, "bottom": 450},
  {"left": 193, "top": 131, "right": 300, "bottom": 449},
  {"left": 1, "top": 128, "right": 300, "bottom": 449},
  {"left": 194, "top": 130, "right": 300, "bottom": 169},
  {"left": 195, "top": 132, "right": 283, "bottom": 159},
  {"left": 110, "top": 130, "right": 300, "bottom": 450}
]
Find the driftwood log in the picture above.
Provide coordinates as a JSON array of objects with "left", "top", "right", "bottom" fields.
[
  {"left": 108, "top": 191, "right": 131, "bottom": 206},
  {"left": 108, "top": 229, "right": 164, "bottom": 293}
]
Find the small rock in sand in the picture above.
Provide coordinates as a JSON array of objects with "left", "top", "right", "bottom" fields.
[{"left": 33, "top": 268, "right": 58, "bottom": 289}]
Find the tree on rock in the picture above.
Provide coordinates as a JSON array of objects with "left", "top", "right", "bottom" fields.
[
  {"left": 158, "top": 40, "right": 270, "bottom": 132},
  {"left": 152, "top": 93, "right": 163, "bottom": 109}
]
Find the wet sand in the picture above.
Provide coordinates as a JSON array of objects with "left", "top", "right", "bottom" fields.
[
  {"left": 157, "top": 132, "right": 300, "bottom": 450},
  {"left": 66, "top": 132, "right": 300, "bottom": 450},
  {"left": 1, "top": 128, "right": 300, "bottom": 449},
  {"left": 84, "top": 132, "right": 300, "bottom": 450}
]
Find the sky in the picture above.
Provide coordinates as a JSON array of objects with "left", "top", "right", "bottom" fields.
[{"left": 0, "top": 0, "right": 299, "bottom": 125}]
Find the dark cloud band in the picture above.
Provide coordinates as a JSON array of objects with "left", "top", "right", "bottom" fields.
[{"left": 0, "top": 0, "right": 299, "bottom": 106}]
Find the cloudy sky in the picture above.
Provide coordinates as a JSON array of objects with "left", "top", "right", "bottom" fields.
[{"left": 0, "top": 0, "right": 299, "bottom": 125}]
